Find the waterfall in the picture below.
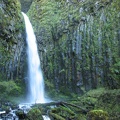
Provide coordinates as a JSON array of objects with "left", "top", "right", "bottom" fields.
[{"left": 22, "top": 12, "right": 45, "bottom": 103}]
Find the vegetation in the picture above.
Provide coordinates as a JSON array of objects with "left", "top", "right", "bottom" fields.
[
  {"left": 28, "top": 0, "right": 120, "bottom": 95},
  {"left": 0, "top": 0, "right": 120, "bottom": 119},
  {"left": 25, "top": 88, "right": 120, "bottom": 119},
  {"left": 26, "top": 108, "right": 43, "bottom": 120},
  {"left": 0, "top": 0, "right": 25, "bottom": 80},
  {"left": 87, "top": 110, "right": 109, "bottom": 120},
  {"left": 0, "top": 80, "right": 21, "bottom": 96},
  {"left": 27, "top": 1, "right": 120, "bottom": 118},
  {"left": 0, "top": 0, "right": 26, "bottom": 104}
]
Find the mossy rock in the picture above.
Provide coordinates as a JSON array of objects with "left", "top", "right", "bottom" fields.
[
  {"left": 16, "top": 110, "right": 26, "bottom": 119},
  {"left": 87, "top": 110, "right": 109, "bottom": 120},
  {"left": 26, "top": 108, "right": 43, "bottom": 120},
  {"left": 1, "top": 105, "right": 11, "bottom": 113},
  {"left": 50, "top": 106, "right": 76, "bottom": 119},
  {"left": 0, "top": 0, "right": 24, "bottom": 80},
  {"left": 49, "top": 112, "right": 65, "bottom": 120}
]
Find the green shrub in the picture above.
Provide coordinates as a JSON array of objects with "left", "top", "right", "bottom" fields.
[
  {"left": 87, "top": 110, "right": 109, "bottom": 120},
  {"left": 26, "top": 108, "right": 43, "bottom": 120},
  {"left": 0, "top": 80, "right": 22, "bottom": 97}
]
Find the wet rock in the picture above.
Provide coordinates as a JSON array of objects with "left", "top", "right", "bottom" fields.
[
  {"left": 26, "top": 108, "right": 43, "bottom": 120},
  {"left": 16, "top": 109, "right": 26, "bottom": 119},
  {"left": 20, "top": 0, "right": 33, "bottom": 13}
]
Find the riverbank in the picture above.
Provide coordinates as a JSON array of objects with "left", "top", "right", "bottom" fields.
[{"left": 0, "top": 88, "right": 120, "bottom": 119}]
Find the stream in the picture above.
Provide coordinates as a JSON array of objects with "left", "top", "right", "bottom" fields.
[{"left": 0, "top": 103, "right": 51, "bottom": 120}]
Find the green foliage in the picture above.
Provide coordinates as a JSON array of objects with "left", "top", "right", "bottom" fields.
[
  {"left": 110, "top": 60, "right": 120, "bottom": 85},
  {"left": 0, "top": 80, "right": 22, "bottom": 97},
  {"left": 27, "top": 0, "right": 120, "bottom": 96},
  {"left": 1, "top": 105, "right": 11, "bottom": 113},
  {"left": 45, "top": 79, "right": 54, "bottom": 89},
  {"left": 26, "top": 108, "right": 43, "bottom": 120},
  {"left": 0, "top": 0, "right": 24, "bottom": 81},
  {"left": 50, "top": 112, "right": 65, "bottom": 120},
  {"left": 97, "top": 89, "right": 120, "bottom": 113},
  {"left": 77, "top": 88, "right": 120, "bottom": 119},
  {"left": 50, "top": 106, "right": 76, "bottom": 120},
  {"left": 87, "top": 110, "right": 109, "bottom": 120},
  {"left": 25, "top": 88, "right": 120, "bottom": 120}
]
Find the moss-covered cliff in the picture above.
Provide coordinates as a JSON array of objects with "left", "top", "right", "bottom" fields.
[
  {"left": 0, "top": 0, "right": 26, "bottom": 81},
  {"left": 0, "top": 0, "right": 27, "bottom": 101},
  {"left": 28, "top": 0, "right": 120, "bottom": 95}
]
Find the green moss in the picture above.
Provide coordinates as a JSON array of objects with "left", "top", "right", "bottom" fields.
[
  {"left": 0, "top": 0, "right": 24, "bottom": 82},
  {"left": 76, "top": 114, "right": 86, "bottom": 120},
  {"left": 83, "top": 88, "right": 105, "bottom": 98},
  {"left": 87, "top": 110, "right": 109, "bottom": 120},
  {"left": 50, "top": 106, "right": 76, "bottom": 119},
  {"left": 76, "top": 88, "right": 120, "bottom": 119},
  {"left": 1, "top": 105, "right": 11, "bottom": 113},
  {"left": 26, "top": 108, "right": 43, "bottom": 120},
  {"left": 0, "top": 80, "right": 22, "bottom": 97},
  {"left": 27, "top": 0, "right": 120, "bottom": 96},
  {"left": 110, "top": 60, "right": 120, "bottom": 85},
  {"left": 50, "top": 112, "right": 65, "bottom": 120},
  {"left": 96, "top": 89, "right": 120, "bottom": 115}
]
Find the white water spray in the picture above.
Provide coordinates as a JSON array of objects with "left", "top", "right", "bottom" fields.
[{"left": 22, "top": 12, "right": 45, "bottom": 103}]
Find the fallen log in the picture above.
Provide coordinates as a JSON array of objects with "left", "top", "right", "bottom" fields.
[
  {"left": 60, "top": 101, "right": 88, "bottom": 113},
  {"left": 34, "top": 101, "right": 88, "bottom": 113},
  {"left": 49, "top": 112, "right": 65, "bottom": 120}
]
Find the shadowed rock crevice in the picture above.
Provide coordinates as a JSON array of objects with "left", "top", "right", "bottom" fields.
[{"left": 20, "top": 0, "right": 33, "bottom": 13}]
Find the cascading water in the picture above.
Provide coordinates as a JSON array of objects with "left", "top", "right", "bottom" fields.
[{"left": 22, "top": 12, "right": 45, "bottom": 103}]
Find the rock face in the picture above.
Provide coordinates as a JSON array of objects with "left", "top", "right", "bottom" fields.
[
  {"left": 27, "top": 0, "right": 120, "bottom": 95},
  {"left": 0, "top": 0, "right": 26, "bottom": 80},
  {"left": 20, "top": 0, "right": 33, "bottom": 13}
]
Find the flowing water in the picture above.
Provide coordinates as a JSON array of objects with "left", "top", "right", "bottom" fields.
[{"left": 22, "top": 12, "right": 45, "bottom": 103}]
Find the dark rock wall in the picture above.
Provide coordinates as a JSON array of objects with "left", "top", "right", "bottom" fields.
[{"left": 20, "top": 0, "right": 33, "bottom": 13}]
